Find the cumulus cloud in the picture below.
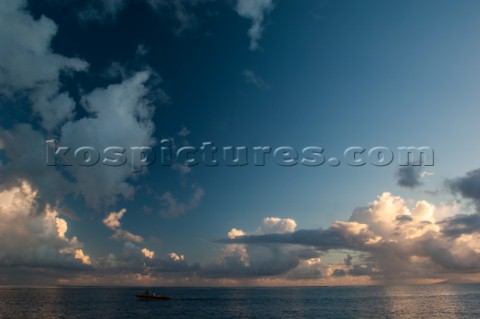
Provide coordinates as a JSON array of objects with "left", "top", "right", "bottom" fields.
[
  {"left": 0, "top": 0, "right": 211, "bottom": 286},
  {"left": 0, "top": 1, "right": 161, "bottom": 210},
  {"left": 219, "top": 193, "right": 480, "bottom": 283},
  {"left": 226, "top": 217, "right": 296, "bottom": 239},
  {"left": 74, "top": 250, "right": 92, "bottom": 265},
  {"left": 169, "top": 252, "right": 185, "bottom": 261},
  {"left": 203, "top": 217, "right": 322, "bottom": 279},
  {"left": 60, "top": 71, "right": 158, "bottom": 208},
  {"left": 0, "top": 0, "right": 88, "bottom": 130},
  {"left": 141, "top": 248, "right": 155, "bottom": 259},
  {"left": 228, "top": 228, "right": 247, "bottom": 239},
  {"left": 0, "top": 181, "right": 91, "bottom": 269},
  {"left": 284, "top": 257, "right": 326, "bottom": 280},
  {"left": 235, "top": 0, "right": 275, "bottom": 50},
  {"left": 204, "top": 240, "right": 320, "bottom": 279},
  {"left": 103, "top": 208, "right": 144, "bottom": 243},
  {"left": 103, "top": 209, "right": 125, "bottom": 230},
  {"left": 6, "top": 187, "right": 477, "bottom": 286},
  {"left": 213, "top": 217, "right": 299, "bottom": 277},
  {"left": 0, "top": 124, "right": 73, "bottom": 207},
  {"left": 0, "top": 0, "right": 173, "bottom": 284},
  {"left": 224, "top": 228, "right": 250, "bottom": 268},
  {"left": 159, "top": 185, "right": 205, "bottom": 218},
  {"left": 259, "top": 217, "right": 296, "bottom": 234}
]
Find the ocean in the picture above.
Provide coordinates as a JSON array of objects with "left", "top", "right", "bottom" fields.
[{"left": 1, "top": 284, "right": 480, "bottom": 318}]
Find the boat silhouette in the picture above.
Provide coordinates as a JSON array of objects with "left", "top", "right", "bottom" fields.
[{"left": 136, "top": 290, "right": 170, "bottom": 300}]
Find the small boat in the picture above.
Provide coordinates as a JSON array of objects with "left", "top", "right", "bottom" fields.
[{"left": 136, "top": 290, "right": 170, "bottom": 301}]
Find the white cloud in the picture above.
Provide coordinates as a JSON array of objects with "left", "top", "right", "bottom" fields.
[
  {"left": 225, "top": 228, "right": 250, "bottom": 267},
  {"left": 0, "top": 72, "right": 160, "bottom": 211},
  {"left": 259, "top": 217, "right": 296, "bottom": 234},
  {"left": 103, "top": 208, "right": 144, "bottom": 243},
  {"left": 0, "top": 0, "right": 207, "bottom": 285},
  {"left": 0, "top": 1, "right": 162, "bottom": 210},
  {"left": 228, "top": 228, "right": 247, "bottom": 239},
  {"left": 204, "top": 217, "right": 321, "bottom": 279},
  {"left": 141, "top": 248, "right": 155, "bottom": 259},
  {"left": 421, "top": 171, "right": 435, "bottom": 178},
  {"left": 169, "top": 252, "right": 185, "bottom": 261},
  {"left": 221, "top": 193, "right": 480, "bottom": 284},
  {"left": 74, "top": 249, "right": 92, "bottom": 265},
  {"left": 0, "top": 0, "right": 88, "bottom": 130},
  {"left": 103, "top": 208, "right": 126, "bottom": 230},
  {"left": 235, "top": 0, "right": 275, "bottom": 50},
  {"left": 61, "top": 71, "right": 157, "bottom": 208},
  {"left": 0, "top": 181, "right": 91, "bottom": 268}
]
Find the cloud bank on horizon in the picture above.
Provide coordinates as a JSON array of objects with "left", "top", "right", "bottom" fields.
[
  {"left": 2, "top": 177, "right": 479, "bottom": 286},
  {"left": 0, "top": 0, "right": 480, "bottom": 286}
]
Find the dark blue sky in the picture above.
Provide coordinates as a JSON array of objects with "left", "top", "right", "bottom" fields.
[{"left": 1, "top": 0, "right": 480, "bottom": 286}]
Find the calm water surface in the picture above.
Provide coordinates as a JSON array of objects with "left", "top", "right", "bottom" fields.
[{"left": 1, "top": 284, "right": 479, "bottom": 318}]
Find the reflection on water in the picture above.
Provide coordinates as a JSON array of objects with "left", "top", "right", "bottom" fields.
[
  {"left": 1, "top": 284, "right": 480, "bottom": 318},
  {"left": 383, "top": 285, "right": 465, "bottom": 318}
]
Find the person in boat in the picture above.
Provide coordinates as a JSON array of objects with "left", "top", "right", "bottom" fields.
[{"left": 144, "top": 289, "right": 150, "bottom": 296}]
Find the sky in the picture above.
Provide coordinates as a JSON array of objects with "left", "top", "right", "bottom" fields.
[{"left": 1, "top": 0, "right": 480, "bottom": 286}]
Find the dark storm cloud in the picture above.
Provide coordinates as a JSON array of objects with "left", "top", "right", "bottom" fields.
[
  {"left": 217, "top": 223, "right": 375, "bottom": 252},
  {"left": 448, "top": 169, "right": 480, "bottom": 210},
  {"left": 202, "top": 245, "right": 319, "bottom": 278},
  {"left": 396, "top": 166, "right": 424, "bottom": 189},
  {"left": 0, "top": 124, "right": 73, "bottom": 209},
  {"left": 348, "top": 264, "right": 377, "bottom": 277},
  {"left": 332, "top": 269, "right": 346, "bottom": 277},
  {"left": 440, "top": 214, "right": 480, "bottom": 237}
]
